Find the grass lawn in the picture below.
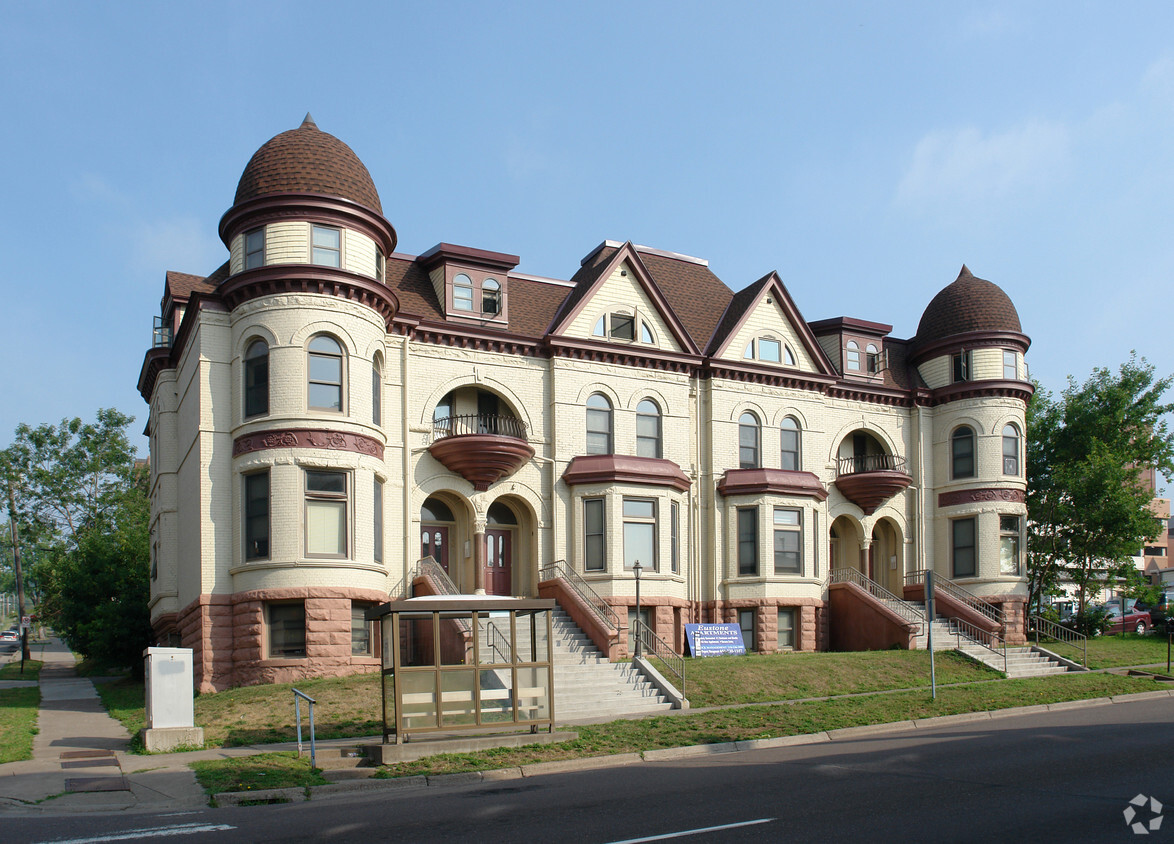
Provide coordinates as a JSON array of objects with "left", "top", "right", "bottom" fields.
[
  {"left": 0, "top": 659, "right": 42, "bottom": 681},
  {"left": 0, "top": 687, "right": 40, "bottom": 763},
  {"left": 1035, "top": 633, "right": 1174, "bottom": 670},
  {"left": 681, "top": 650, "right": 998, "bottom": 706},
  {"left": 190, "top": 752, "right": 328, "bottom": 796}
]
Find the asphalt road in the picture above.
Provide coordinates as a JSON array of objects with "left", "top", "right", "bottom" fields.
[{"left": 7, "top": 695, "right": 1172, "bottom": 843}]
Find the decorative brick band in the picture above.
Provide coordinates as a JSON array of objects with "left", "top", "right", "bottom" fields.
[
  {"left": 938, "top": 487, "right": 1025, "bottom": 508},
  {"left": 233, "top": 428, "right": 384, "bottom": 459}
]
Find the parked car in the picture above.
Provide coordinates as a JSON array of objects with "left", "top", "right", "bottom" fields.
[{"left": 1101, "top": 599, "right": 1152, "bottom": 635}]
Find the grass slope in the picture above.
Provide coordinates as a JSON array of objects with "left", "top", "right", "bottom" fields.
[{"left": 0, "top": 687, "right": 40, "bottom": 763}]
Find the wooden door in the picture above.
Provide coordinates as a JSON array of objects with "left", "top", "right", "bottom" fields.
[
  {"left": 486, "top": 529, "right": 513, "bottom": 595},
  {"left": 421, "top": 525, "right": 450, "bottom": 573}
]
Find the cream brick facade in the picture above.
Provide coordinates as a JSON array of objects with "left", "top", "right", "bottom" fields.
[{"left": 139, "top": 120, "right": 1033, "bottom": 690}]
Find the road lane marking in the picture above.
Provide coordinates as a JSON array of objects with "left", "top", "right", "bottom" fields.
[
  {"left": 34, "top": 823, "right": 236, "bottom": 843},
  {"left": 605, "top": 817, "right": 776, "bottom": 843}
]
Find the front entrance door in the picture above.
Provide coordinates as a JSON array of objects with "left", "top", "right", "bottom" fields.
[
  {"left": 422, "top": 525, "right": 450, "bottom": 573},
  {"left": 485, "top": 529, "right": 512, "bottom": 595}
]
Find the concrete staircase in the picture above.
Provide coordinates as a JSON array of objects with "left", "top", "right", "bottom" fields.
[
  {"left": 956, "top": 644, "right": 1074, "bottom": 678},
  {"left": 490, "top": 608, "right": 673, "bottom": 721}
]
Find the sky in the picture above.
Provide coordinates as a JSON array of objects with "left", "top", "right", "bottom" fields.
[{"left": 0, "top": 1, "right": 1171, "bottom": 491}]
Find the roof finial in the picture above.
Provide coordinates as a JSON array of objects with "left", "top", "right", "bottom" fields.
[
  {"left": 959, "top": 264, "right": 972, "bottom": 277},
  {"left": 301, "top": 112, "right": 318, "bottom": 130}
]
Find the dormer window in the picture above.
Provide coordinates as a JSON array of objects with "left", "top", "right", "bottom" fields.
[
  {"left": 953, "top": 351, "right": 971, "bottom": 383},
  {"left": 453, "top": 273, "right": 474, "bottom": 311},
  {"left": 846, "top": 341, "right": 861, "bottom": 371},
  {"left": 482, "top": 278, "right": 501, "bottom": 314},
  {"left": 744, "top": 337, "right": 796, "bottom": 365},
  {"left": 312, "top": 225, "right": 341, "bottom": 267},
  {"left": 245, "top": 227, "right": 265, "bottom": 270},
  {"left": 866, "top": 344, "right": 881, "bottom": 374}
]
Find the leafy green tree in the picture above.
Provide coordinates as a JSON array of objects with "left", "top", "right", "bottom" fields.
[
  {"left": 1027, "top": 356, "right": 1174, "bottom": 617},
  {"left": 2, "top": 409, "right": 149, "bottom": 669}
]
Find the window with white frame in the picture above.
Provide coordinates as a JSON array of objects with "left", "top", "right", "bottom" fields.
[
  {"left": 780, "top": 416, "right": 801, "bottom": 471},
  {"left": 777, "top": 608, "right": 796, "bottom": 650},
  {"left": 1002, "top": 424, "right": 1020, "bottom": 475},
  {"left": 244, "top": 470, "right": 269, "bottom": 561},
  {"left": 866, "top": 344, "right": 880, "bottom": 373},
  {"left": 636, "top": 399, "right": 662, "bottom": 459},
  {"left": 739, "top": 609, "right": 756, "bottom": 651},
  {"left": 305, "top": 470, "right": 347, "bottom": 557},
  {"left": 1003, "top": 350, "right": 1017, "bottom": 380},
  {"left": 593, "top": 312, "right": 654, "bottom": 343},
  {"left": 244, "top": 338, "right": 269, "bottom": 418},
  {"left": 846, "top": 340, "right": 861, "bottom": 371},
  {"left": 739, "top": 412, "right": 760, "bottom": 469},
  {"left": 952, "top": 517, "right": 976, "bottom": 578},
  {"left": 586, "top": 393, "right": 613, "bottom": 454},
  {"left": 245, "top": 227, "right": 265, "bottom": 270},
  {"left": 1000, "top": 515, "right": 1021, "bottom": 576},
  {"left": 372, "top": 355, "right": 382, "bottom": 426},
  {"left": 773, "top": 508, "right": 802, "bottom": 574},
  {"left": 453, "top": 273, "right": 474, "bottom": 311},
  {"left": 623, "top": 498, "right": 657, "bottom": 571},
  {"left": 311, "top": 225, "right": 341, "bottom": 267},
  {"left": 482, "top": 278, "right": 502, "bottom": 314},
  {"left": 952, "top": 426, "right": 975, "bottom": 479},
  {"left": 351, "top": 601, "right": 375, "bottom": 656},
  {"left": 737, "top": 507, "right": 757, "bottom": 576},
  {"left": 584, "top": 498, "right": 606, "bottom": 571},
  {"left": 670, "top": 500, "right": 680, "bottom": 574},
  {"left": 308, "top": 335, "right": 344, "bottom": 412},
  {"left": 953, "top": 350, "right": 971, "bottom": 383},
  {"left": 373, "top": 477, "right": 383, "bottom": 564},
  {"left": 267, "top": 602, "right": 306, "bottom": 658}
]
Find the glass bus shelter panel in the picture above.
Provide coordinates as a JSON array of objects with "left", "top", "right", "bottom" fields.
[
  {"left": 476, "top": 611, "right": 515, "bottom": 664},
  {"left": 399, "top": 614, "right": 434, "bottom": 667},
  {"left": 381, "top": 671, "right": 395, "bottom": 739},
  {"left": 523, "top": 611, "right": 550, "bottom": 663},
  {"left": 515, "top": 665, "right": 551, "bottom": 721},
  {"left": 478, "top": 668, "right": 515, "bottom": 723},
  {"left": 439, "top": 613, "right": 473, "bottom": 666},
  {"left": 439, "top": 669, "right": 478, "bottom": 727},
  {"left": 399, "top": 670, "right": 438, "bottom": 730}
]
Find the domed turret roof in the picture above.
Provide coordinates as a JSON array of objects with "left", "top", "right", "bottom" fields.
[
  {"left": 915, "top": 266, "right": 1022, "bottom": 347},
  {"left": 233, "top": 114, "right": 382, "bottom": 213}
]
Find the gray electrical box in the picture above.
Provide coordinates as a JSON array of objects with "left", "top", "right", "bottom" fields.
[{"left": 142, "top": 647, "right": 203, "bottom": 751}]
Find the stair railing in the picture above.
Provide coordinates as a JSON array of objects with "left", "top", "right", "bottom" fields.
[
  {"left": 409, "top": 557, "right": 471, "bottom": 634},
  {"left": 632, "top": 618, "right": 685, "bottom": 696},
  {"left": 828, "top": 567, "right": 926, "bottom": 628},
  {"left": 1027, "top": 614, "right": 1088, "bottom": 668},
  {"left": 905, "top": 569, "right": 1006, "bottom": 629},
  {"left": 292, "top": 688, "right": 317, "bottom": 769},
  {"left": 538, "top": 559, "right": 620, "bottom": 633},
  {"left": 947, "top": 617, "right": 1007, "bottom": 675},
  {"left": 484, "top": 620, "right": 514, "bottom": 663}
]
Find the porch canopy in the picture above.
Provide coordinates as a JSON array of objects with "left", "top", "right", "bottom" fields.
[{"left": 369, "top": 596, "right": 556, "bottom": 744}]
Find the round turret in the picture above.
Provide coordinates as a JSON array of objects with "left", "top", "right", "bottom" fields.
[{"left": 914, "top": 266, "right": 1022, "bottom": 349}]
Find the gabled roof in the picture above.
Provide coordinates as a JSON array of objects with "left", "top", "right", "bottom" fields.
[
  {"left": 706, "top": 271, "right": 836, "bottom": 376},
  {"left": 546, "top": 242, "right": 706, "bottom": 354},
  {"left": 162, "top": 266, "right": 224, "bottom": 313}
]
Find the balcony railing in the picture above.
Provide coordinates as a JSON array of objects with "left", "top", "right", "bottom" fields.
[
  {"left": 432, "top": 414, "right": 527, "bottom": 441},
  {"left": 836, "top": 453, "right": 907, "bottom": 476}
]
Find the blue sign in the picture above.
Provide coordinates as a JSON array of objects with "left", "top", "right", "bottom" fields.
[{"left": 684, "top": 623, "right": 746, "bottom": 657}]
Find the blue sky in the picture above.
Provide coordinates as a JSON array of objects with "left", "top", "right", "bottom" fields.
[{"left": 1, "top": 2, "right": 1171, "bottom": 491}]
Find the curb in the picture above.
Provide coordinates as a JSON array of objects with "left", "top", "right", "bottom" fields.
[{"left": 208, "top": 688, "right": 1174, "bottom": 807}]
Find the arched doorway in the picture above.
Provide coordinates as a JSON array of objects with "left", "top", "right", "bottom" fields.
[
  {"left": 829, "top": 515, "right": 864, "bottom": 577},
  {"left": 421, "top": 496, "right": 458, "bottom": 581},
  {"left": 870, "top": 518, "right": 904, "bottom": 594}
]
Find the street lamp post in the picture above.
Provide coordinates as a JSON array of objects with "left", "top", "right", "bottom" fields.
[{"left": 632, "top": 560, "right": 643, "bottom": 658}]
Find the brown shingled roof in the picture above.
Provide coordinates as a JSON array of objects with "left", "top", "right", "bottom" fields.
[
  {"left": 915, "top": 265, "right": 1022, "bottom": 347},
  {"left": 637, "top": 252, "right": 734, "bottom": 351},
  {"left": 233, "top": 115, "right": 382, "bottom": 213}
]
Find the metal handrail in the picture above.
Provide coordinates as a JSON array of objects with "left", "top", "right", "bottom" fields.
[
  {"left": 432, "top": 413, "right": 528, "bottom": 440},
  {"left": 484, "top": 620, "right": 514, "bottom": 663},
  {"left": 947, "top": 617, "right": 1007, "bottom": 675},
  {"left": 538, "top": 559, "right": 620, "bottom": 633},
  {"left": 1028, "top": 614, "right": 1088, "bottom": 668},
  {"left": 410, "top": 557, "right": 471, "bottom": 633},
  {"left": 905, "top": 569, "right": 1006, "bottom": 627},
  {"left": 836, "top": 453, "right": 908, "bottom": 476},
  {"left": 292, "top": 688, "right": 316, "bottom": 769},
  {"left": 828, "top": 567, "right": 926, "bottom": 627},
  {"left": 632, "top": 618, "right": 685, "bottom": 696}
]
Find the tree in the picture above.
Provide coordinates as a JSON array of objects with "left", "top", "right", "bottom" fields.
[
  {"left": 1026, "top": 356, "right": 1174, "bottom": 617},
  {"left": 2, "top": 409, "right": 149, "bottom": 668}
]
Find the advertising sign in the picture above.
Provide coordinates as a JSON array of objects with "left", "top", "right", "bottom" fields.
[{"left": 684, "top": 623, "right": 746, "bottom": 657}]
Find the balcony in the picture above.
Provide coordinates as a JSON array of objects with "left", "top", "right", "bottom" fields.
[
  {"left": 428, "top": 414, "right": 534, "bottom": 491},
  {"left": 833, "top": 453, "right": 911, "bottom": 515}
]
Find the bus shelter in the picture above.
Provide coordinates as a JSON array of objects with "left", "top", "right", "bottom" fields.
[{"left": 370, "top": 597, "right": 556, "bottom": 744}]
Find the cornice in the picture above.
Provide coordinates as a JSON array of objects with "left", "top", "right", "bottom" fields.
[
  {"left": 546, "top": 336, "right": 704, "bottom": 374},
  {"left": 929, "top": 379, "right": 1035, "bottom": 406},
  {"left": 938, "top": 487, "right": 1025, "bottom": 508},
  {"left": 232, "top": 428, "right": 384, "bottom": 459},
  {"left": 218, "top": 265, "right": 400, "bottom": 330},
  {"left": 562, "top": 454, "right": 692, "bottom": 492},
  {"left": 716, "top": 469, "right": 829, "bottom": 500}
]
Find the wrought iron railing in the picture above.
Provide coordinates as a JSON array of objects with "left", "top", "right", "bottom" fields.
[
  {"left": 410, "top": 557, "right": 470, "bottom": 633},
  {"left": 432, "top": 413, "right": 528, "bottom": 441},
  {"left": 484, "top": 620, "right": 514, "bottom": 664},
  {"left": 828, "top": 567, "right": 926, "bottom": 628},
  {"left": 946, "top": 617, "right": 1007, "bottom": 674},
  {"left": 632, "top": 618, "right": 685, "bottom": 697},
  {"left": 1028, "top": 614, "right": 1088, "bottom": 668},
  {"left": 836, "top": 453, "right": 908, "bottom": 476},
  {"left": 538, "top": 559, "right": 620, "bottom": 633},
  {"left": 905, "top": 569, "right": 1006, "bottom": 628}
]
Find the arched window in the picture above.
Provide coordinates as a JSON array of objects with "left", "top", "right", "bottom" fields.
[
  {"left": 371, "top": 354, "right": 382, "bottom": 426},
  {"left": 951, "top": 426, "right": 975, "bottom": 479},
  {"left": 453, "top": 273, "right": 474, "bottom": 311},
  {"left": 784, "top": 345, "right": 796, "bottom": 366},
  {"left": 640, "top": 321, "right": 655, "bottom": 344},
  {"left": 780, "top": 416, "right": 801, "bottom": 471},
  {"left": 846, "top": 341, "right": 861, "bottom": 371},
  {"left": 1002, "top": 424, "right": 1020, "bottom": 475},
  {"left": 586, "top": 393, "right": 613, "bottom": 455},
  {"left": 739, "top": 412, "right": 760, "bottom": 469},
  {"left": 866, "top": 344, "right": 880, "bottom": 373},
  {"left": 487, "top": 501, "right": 518, "bottom": 525},
  {"left": 244, "top": 338, "right": 269, "bottom": 418},
  {"left": 636, "top": 399, "right": 662, "bottom": 459},
  {"left": 482, "top": 278, "right": 501, "bottom": 314},
  {"left": 308, "top": 335, "right": 343, "bottom": 412}
]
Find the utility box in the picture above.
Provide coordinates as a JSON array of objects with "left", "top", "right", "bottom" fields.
[{"left": 142, "top": 647, "right": 203, "bottom": 752}]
